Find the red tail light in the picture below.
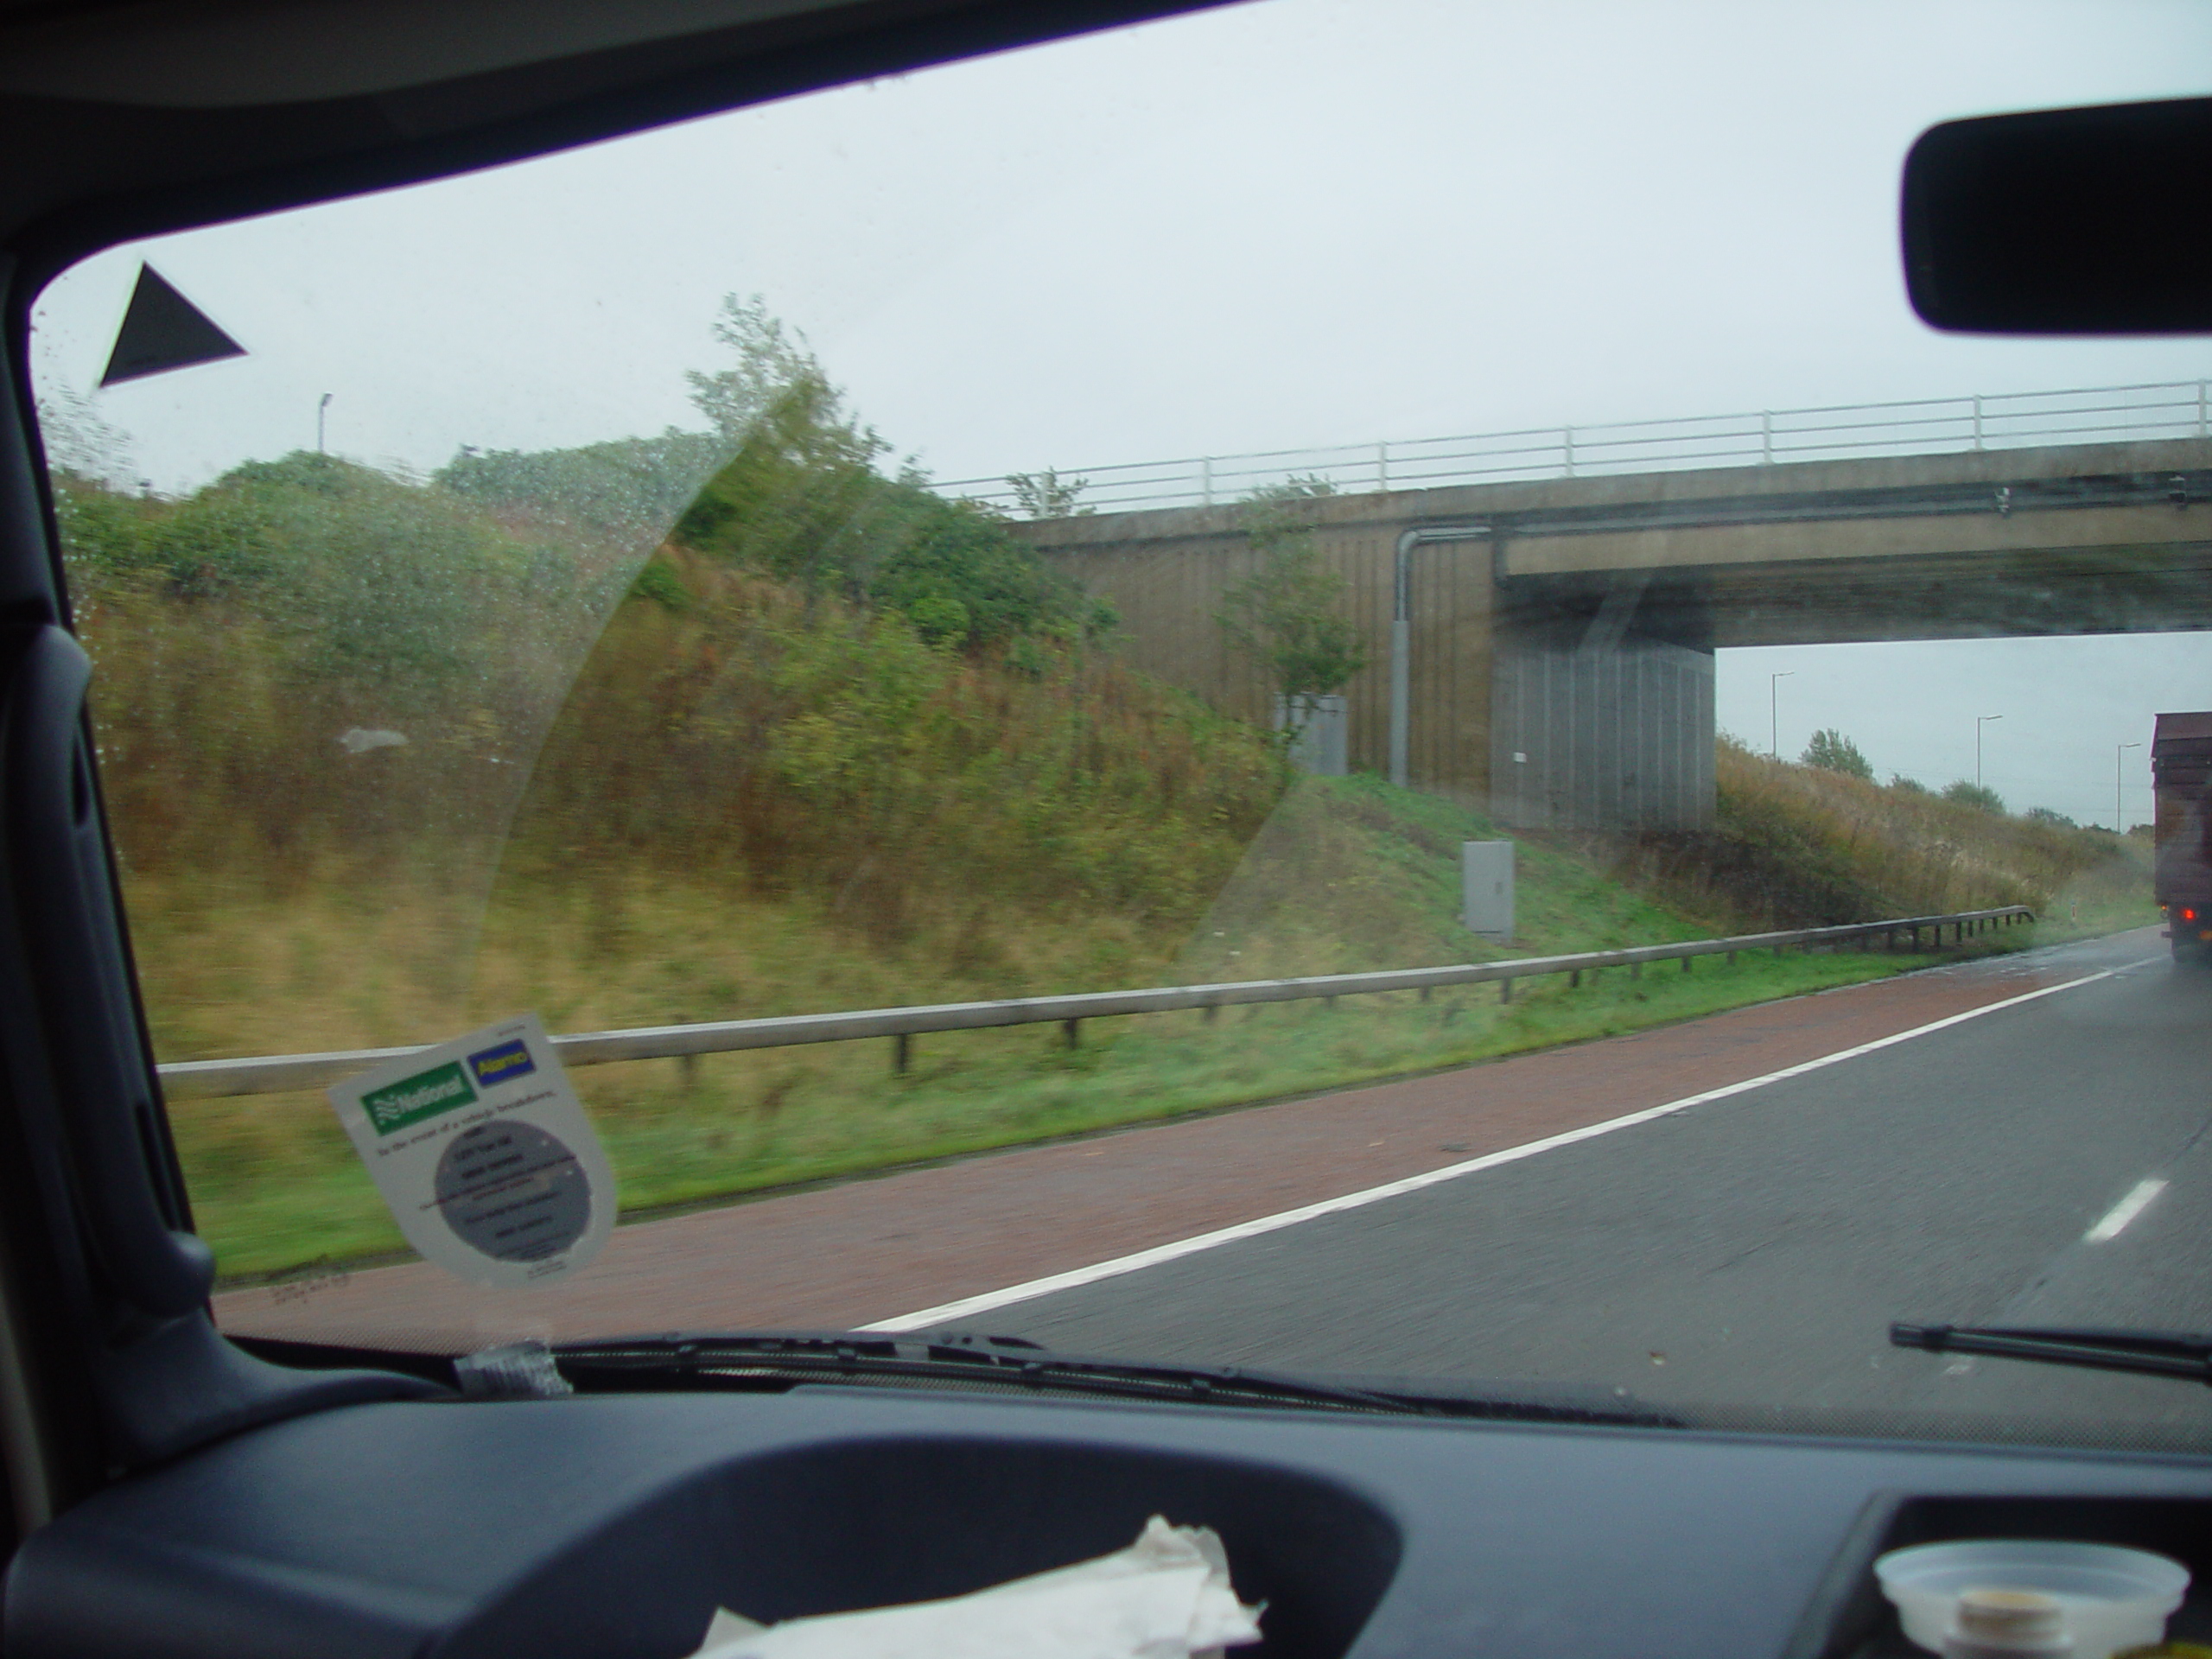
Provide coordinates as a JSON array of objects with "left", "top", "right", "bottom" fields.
[{"left": 2187, "top": 908, "right": 2201, "bottom": 922}]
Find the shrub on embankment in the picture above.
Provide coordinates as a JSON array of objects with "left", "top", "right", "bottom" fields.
[
  {"left": 504, "top": 555, "right": 1285, "bottom": 944},
  {"left": 1618, "top": 736, "right": 2149, "bottom": 932}
]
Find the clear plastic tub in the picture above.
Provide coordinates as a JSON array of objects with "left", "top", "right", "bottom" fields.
[{"left": 1874, "top": 1540, "right": 2190, "bottom": 1659}]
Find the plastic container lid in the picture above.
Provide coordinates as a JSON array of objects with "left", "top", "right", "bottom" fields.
[{"left": 1875, "top": 1540, "right": 2189, "bottom": 1659}]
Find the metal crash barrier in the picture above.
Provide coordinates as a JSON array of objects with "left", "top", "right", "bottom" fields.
[{"left": 158, "top": 906, "right": 2036, "bottom": 1098}]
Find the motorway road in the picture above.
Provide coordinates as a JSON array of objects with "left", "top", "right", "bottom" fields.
[
  {"left": 958, "top": 926, "right": 2212, "bottom": 1435},
  {"left": 220, "top": 926, "right": 2212, "bottom": 1433}
]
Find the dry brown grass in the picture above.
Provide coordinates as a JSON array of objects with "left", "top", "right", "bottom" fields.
[{"left": 1618, "top": 737, "right": 2146, "bottom": 930}]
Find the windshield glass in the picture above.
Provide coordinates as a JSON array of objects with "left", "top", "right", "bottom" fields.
[{"left": 31, "top": 0, "right": 2212, "bottom": 1450}]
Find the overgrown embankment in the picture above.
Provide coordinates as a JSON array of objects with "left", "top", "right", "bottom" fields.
[{"left": 1620, "top": 738, "right": 2151, "bottom": 938}]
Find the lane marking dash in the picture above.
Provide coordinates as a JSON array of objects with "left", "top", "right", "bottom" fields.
[
  {"left": 860, "top": 963, "right": 2136, "bottom": 1333},
  {"left": 2085, "top": 1176, "right": 2169, "bottom": 1244}
]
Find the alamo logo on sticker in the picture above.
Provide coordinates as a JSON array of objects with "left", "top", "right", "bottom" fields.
[
  {"left": 360, "top": 1060, "right": 477, "bottom": 1136},
  {"left": 467, "top": 1038, "right": 537, "bottom": 1090}
]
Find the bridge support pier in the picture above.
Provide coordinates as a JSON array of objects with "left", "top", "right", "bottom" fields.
[{"left": 1488, "top": 626, "right": 1715, "bottom": 832}]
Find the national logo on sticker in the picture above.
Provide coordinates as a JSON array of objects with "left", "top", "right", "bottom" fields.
[
  {"left": 360, "top": 1060, "right": 477, "bottom": 1136},
  {"left": 467, "top": 1037, "right": 537, "bottom": 1090}
]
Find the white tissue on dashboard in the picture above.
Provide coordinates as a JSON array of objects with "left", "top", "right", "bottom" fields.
[{"left": 687, "top": 1514, "right": 1264, "bottom": 1659}]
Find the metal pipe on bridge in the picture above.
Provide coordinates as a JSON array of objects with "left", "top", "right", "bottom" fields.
[{"left": 1390, "top": 523, "right": 1493, "bottom": 788}]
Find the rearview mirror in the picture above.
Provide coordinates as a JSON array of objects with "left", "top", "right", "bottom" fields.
[{"left": 1903, "top": 95, "right": 2212, "bottom": 334}]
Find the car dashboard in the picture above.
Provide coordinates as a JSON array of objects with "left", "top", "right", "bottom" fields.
[{"left": 10, "top": 1380, "right": 2212, "bottom": 1658}]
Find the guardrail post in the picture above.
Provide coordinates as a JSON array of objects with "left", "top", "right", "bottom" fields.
[
  {"left": 1200, "top": 456, "right": 1213, "bottom": 506},
  {"left": 1376, "top": 441, "right": 1389, "bottom": 492},
  {"left": 1062, "top": 1019, "right": 1081, "bottom": 1049},
  {"left": 1761, "top": 410, "right": 1773, "bottom": 464},
  {"left": 1562, "top": 427, "right": 1575, "bottom": 477},
  {"left": 1630, "top": 960, "right": 1642, "bottom": 980},
  {"left": 1569, "top": 969, "right": 1581, "bottom": 988},
  {"left": 893, "top": 1033, "right": 912, "bottom": 1075},
  {"left": 1972, "top": 394, "right": 1984, "bottom": 450},
  {"left": 678, "top": 1053, "right": 698, "bottom": 1089},
  {"left": 1202, "top": 1002, "right": 1218, "bottom": 1024},
  {"left": 1726, "top": 950, "right": 1737, "bottom": 966},
  {"left": 2199, "top": 379, "right": 2207, "bottom": 438},
  {"left": 1500, "top": 978, "right": 1513, "bottom": 1003},
  {"left": 1681, "top": 956, "right": 1693, "bottom": 974}
]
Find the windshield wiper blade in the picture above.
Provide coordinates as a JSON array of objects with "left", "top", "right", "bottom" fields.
[
  {"left": 1890, "top": 1321, "right": 2212, "bottom": 1385},
  {"left": 550, "top": 1331, "right": 1668, "bottom": 1424}
]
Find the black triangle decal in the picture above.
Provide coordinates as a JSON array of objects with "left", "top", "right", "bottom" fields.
[{"left": 99, "top": 265, "right": 246, "bottom": 388}]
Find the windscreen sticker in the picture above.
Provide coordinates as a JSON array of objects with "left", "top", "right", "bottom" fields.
[{"left": 327, "top": 1014, "right": 613, "bottom": 1289}]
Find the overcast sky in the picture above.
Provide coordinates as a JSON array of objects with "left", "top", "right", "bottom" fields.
[{"left": 29, "top": 0, "right": 2212, "bottom": 825}]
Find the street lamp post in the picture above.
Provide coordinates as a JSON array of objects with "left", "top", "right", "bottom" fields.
[
  {"left": 317, "top": 393, "right": 332, "bottom": 455},
  {"left": 2118, "top": 741, "right": 2143, "bottom": 833},
  {"left": 1976, "top": 714, "right": 2003, "bottom": 789},
  {"left": 1770, "top": 671, "right": 1794, "bottom": 758}
]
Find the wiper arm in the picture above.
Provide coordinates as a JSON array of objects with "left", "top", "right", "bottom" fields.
[
  {"left": 551, "top": 1331, "right": 1668, "bottom": 1425},
  {"left": 1891, "top": 1321, "right": 2212, "bottom": 1385}
]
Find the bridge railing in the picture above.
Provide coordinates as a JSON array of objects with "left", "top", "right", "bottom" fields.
[
  {"left": 156, "top": 906, "right": 2034, "bottom": 1100},
  {"left": 942, "top": 380, "right": 2212, "bottom": 516}
]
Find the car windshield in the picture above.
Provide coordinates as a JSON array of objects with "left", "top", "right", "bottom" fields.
[{"left": 29, "top": 0, "right": 2212, "bottom": 1451}]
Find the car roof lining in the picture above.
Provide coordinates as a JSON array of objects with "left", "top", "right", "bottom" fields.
[{"left": 0, "top": 0, "right": 860, "bottom": 107}]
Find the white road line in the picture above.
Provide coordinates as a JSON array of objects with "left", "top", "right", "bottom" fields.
[
  {"left": 2085, "top": 1177, "right": 2169, "bottom": 1243},
  {"left": 859, "top": 963, "right": 2132, "bottom": 1333}
]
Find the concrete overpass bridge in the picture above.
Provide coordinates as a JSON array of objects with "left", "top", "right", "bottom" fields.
[{"left": 1009, "top": 433, "right": 2212, "bottom": 830}]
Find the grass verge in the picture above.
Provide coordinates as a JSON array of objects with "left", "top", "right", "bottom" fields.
[{"left": 180, "top": 770, "right": 2137, "bottom": 1281}]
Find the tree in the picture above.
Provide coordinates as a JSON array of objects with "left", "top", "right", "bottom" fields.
[
  {"left": 669, "top": 294, "right": 890, "bottom": 599},
  {"left": 1005, "top": 468, "right": 1091, "bottom": 518},
  {"left": 1216, "top": 479, "right": 1366, "bottom": 709},
  {"left": 2023, "top": 805, "right": 2075, "bottom": 828},
  {"left": 1889, "top": 774, "right": 1929, "bottom": 795},
  {"left": 671, "top": 296, "right": 1109, "bottom": 651},
  {"left": 683, "top": 295, "right": 841, "bottom": 447},
  {"left": 1802, "top": 728, "right": 1872, "bottom": 779},
  {"left": 865, "top": 490, "right": 1111, "bottom": 651},
  {"left": 1942, "top": 780, "right": 2005, "bottom": 814},
  {"left": 437, "top": 429, "right": 725, "bottom": 544}
]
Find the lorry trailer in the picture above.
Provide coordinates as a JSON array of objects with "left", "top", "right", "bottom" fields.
[{"left": 2153, "top": 710, "right": 2212, "bottom": 959}]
